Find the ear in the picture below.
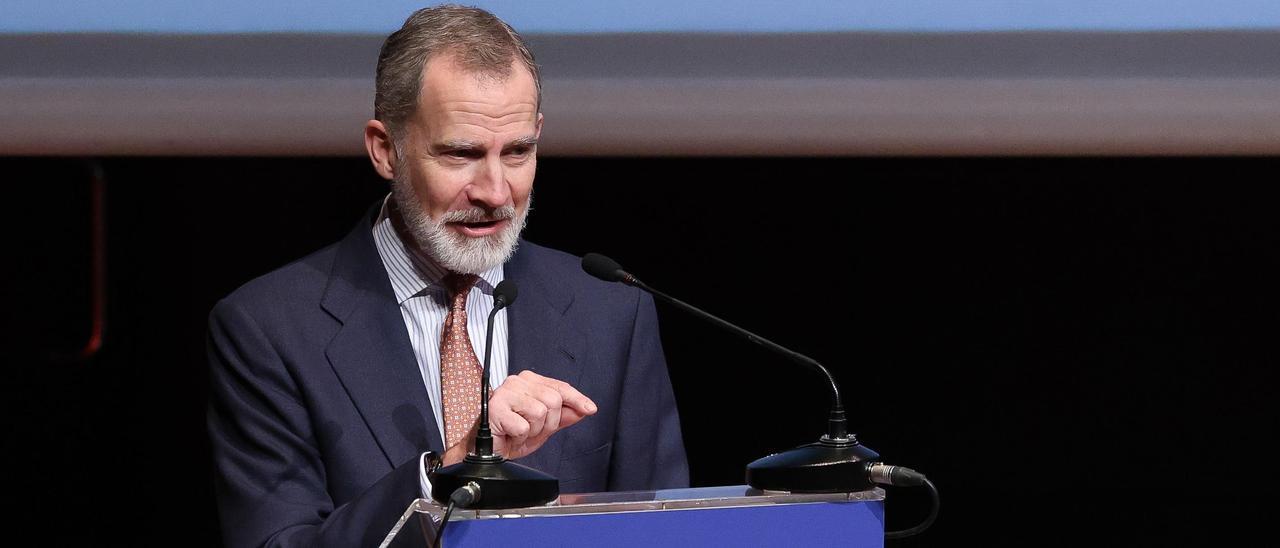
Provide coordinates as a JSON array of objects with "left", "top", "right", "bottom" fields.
[
  {"left": 534, "top": 112, "right": 544, "bottom": 140},
  {"left": 364, "top": 119, "right": 396, "bottom": 180}
]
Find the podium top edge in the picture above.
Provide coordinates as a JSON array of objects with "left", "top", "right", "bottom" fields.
[{"left": 411, "top": 485, "right": 885, "bottom": 521}]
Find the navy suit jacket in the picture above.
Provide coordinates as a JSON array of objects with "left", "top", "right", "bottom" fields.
[{"left": 207, "top": 209, "right": 688, "bottom": 547}]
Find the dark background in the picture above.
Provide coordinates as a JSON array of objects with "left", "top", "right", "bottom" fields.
[{"left": 5, "top": 156, "right": 1277, "bottom": 546}]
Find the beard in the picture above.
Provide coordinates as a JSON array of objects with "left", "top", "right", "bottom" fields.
[{"left": 389, "top": 171, "right": 530, "bottom": 275}]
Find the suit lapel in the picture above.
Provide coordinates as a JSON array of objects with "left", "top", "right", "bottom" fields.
[
  {"left": 321, "top": 212, "right": 444, "bottom": 469},
  {"left": 316, "top": 224, "right": 584, "bottom": 473},
  {"left": 504, "top": 242, "right": 587, "bottom": 474}
]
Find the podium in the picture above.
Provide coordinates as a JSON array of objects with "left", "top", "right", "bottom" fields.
[{"left": 380, "top": 485, "right": 885, "bottom": 547}]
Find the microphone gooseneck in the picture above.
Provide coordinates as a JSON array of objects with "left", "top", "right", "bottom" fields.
[
  {"left": 580, "top": 252, "right": 935, "bottom": 500},
  {"left": 581, "top": 253, "right": 937, "bottom": 537},
  {"left": 581, "top": 253, "right": 847, "bottom": 440},
  {"left": 429, "top": 279, "right": 559, "bottom": 509},
  {"left": 475, "top": 280, "right": 517, "bottom": 457}
]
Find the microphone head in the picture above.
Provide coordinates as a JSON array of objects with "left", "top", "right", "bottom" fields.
[
  {"left": 494, "top": 280, "right": 518, "bottom": 308},
  {"left": 581, "top": 253, "right": 626, "bottom": 283}
]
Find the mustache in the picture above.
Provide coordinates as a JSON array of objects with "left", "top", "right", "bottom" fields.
[{"left": 439, "top": 206, "right": 516, "bottom": 224}]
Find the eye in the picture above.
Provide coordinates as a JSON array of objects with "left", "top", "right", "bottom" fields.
[{"left": 444, "top": 149, "right": 481, "bottom": 160}]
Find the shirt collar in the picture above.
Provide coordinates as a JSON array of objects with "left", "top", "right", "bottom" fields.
[{"left": 372, "top": 195, "right": 504, "bottom": 304}]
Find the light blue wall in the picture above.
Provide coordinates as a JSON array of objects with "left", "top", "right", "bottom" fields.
[{"left": 7, "top": 0, "right": 1280, "bottom": 34}]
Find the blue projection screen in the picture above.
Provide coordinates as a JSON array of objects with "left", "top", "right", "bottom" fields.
[
  {"left": 6, "top": 0, "right": 1280, "bottom": 34},
  {"left": 4, "top": 2, "right": 1280, "bottom": 156}
]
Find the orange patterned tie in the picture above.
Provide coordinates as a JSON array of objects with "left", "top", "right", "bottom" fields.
[{"left": 440, "top": 273, "right": 483, "bottom": 451}]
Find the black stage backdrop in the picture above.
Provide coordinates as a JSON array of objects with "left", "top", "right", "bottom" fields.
[{"left": 5, "top": 157, "right": 1278, "bottom": 546}]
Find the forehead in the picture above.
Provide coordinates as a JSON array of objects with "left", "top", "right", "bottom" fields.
[{"left": 411, "top": 54, "right": 539, "bottom": 137}]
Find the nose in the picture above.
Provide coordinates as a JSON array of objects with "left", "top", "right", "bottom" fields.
[{"left": 468, "top": 154, "right": 511, "bottom": 209}]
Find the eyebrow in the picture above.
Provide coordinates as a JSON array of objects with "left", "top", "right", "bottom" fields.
[
  {"left": 434, "top": 136, "right": 538, "bottom": 152},
  {"left": 436, "top": 139, "right": 483, "bottom": 151},
  {"left": 504, "top": 136, "right": 539, "bottom": 150}
]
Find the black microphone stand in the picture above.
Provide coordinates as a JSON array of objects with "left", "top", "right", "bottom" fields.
[
  {"left": 634, "top": 278, "right": 881, "bottom": 492},
  {"left": 582, "top": 253, "right": 882, "bottom": 493},
  {"left": 429, "top": 281, "right": 559, "bottom": 508}
]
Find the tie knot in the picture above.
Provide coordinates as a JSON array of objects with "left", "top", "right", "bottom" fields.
[{"left": 444, "top": 273, "right": 480, "bottom": 306}]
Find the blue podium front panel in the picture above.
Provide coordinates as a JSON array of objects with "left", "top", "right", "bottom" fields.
[
  {"left": 398, "top": 486, "right": 886, "bottom": 548},
  {"left": 446, "top": 499, "right": 884, "bottom": 547}
]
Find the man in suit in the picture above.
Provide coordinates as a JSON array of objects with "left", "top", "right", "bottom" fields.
[{"left": 207, "top": 6, "right": 688, "bottom": 546}]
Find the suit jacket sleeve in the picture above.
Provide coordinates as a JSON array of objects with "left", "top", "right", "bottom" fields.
[
  {"left": 608, "top": 291, "right": 690, "bottom": 490},
  {"left": 207, "top": 298, "right": 426, "bottom": 547}
]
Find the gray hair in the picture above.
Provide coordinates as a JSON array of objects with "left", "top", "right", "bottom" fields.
[{"left": 374, "top": 5, "right": 541, "bottom": 139}]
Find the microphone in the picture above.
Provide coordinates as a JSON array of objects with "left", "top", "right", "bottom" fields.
[
  {"left": 473, "top": 280, "right": 517, "bottom": 457},
  {"left": 429, "top": 279, "right": 560, "bottom": 509},
  {"left": 581, "top": 253, "right": 633, "bottom": 284},
  {"left": 581, "top": 252, "right": 897, "bottom": 493}
]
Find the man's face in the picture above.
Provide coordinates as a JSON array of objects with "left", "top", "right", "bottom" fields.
[{"left": 390, "top": 54, "right": 541, "bottom": 274}]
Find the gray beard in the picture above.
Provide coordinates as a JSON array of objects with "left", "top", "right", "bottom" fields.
[{"left": 389, "top": 173, "right": 529, "bottom": 275}]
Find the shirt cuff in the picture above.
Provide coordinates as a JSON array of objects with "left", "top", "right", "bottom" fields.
[{"left": 418, "top": 451, "right": 434, "bottom": 501}]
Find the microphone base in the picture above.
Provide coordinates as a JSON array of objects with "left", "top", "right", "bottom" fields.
[
  {"left": 429, "top": 453, "right": 560, "bottom": 509},
  {"left": 746, "top": 436, "right": 881, "bottom": 493}
]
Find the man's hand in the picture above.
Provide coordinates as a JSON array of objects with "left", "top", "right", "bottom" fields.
[{"left": 442, "top": 370, "right": 597, "bottom": 465}]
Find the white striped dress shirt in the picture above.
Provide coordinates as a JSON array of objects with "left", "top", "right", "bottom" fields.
[{"left": 370, "top": 198, "right": 510, "bottom": 449}]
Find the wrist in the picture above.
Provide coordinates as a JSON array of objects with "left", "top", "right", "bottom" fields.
[{"left": 442, "top": 442, "right": 470, "bottom": 466}]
